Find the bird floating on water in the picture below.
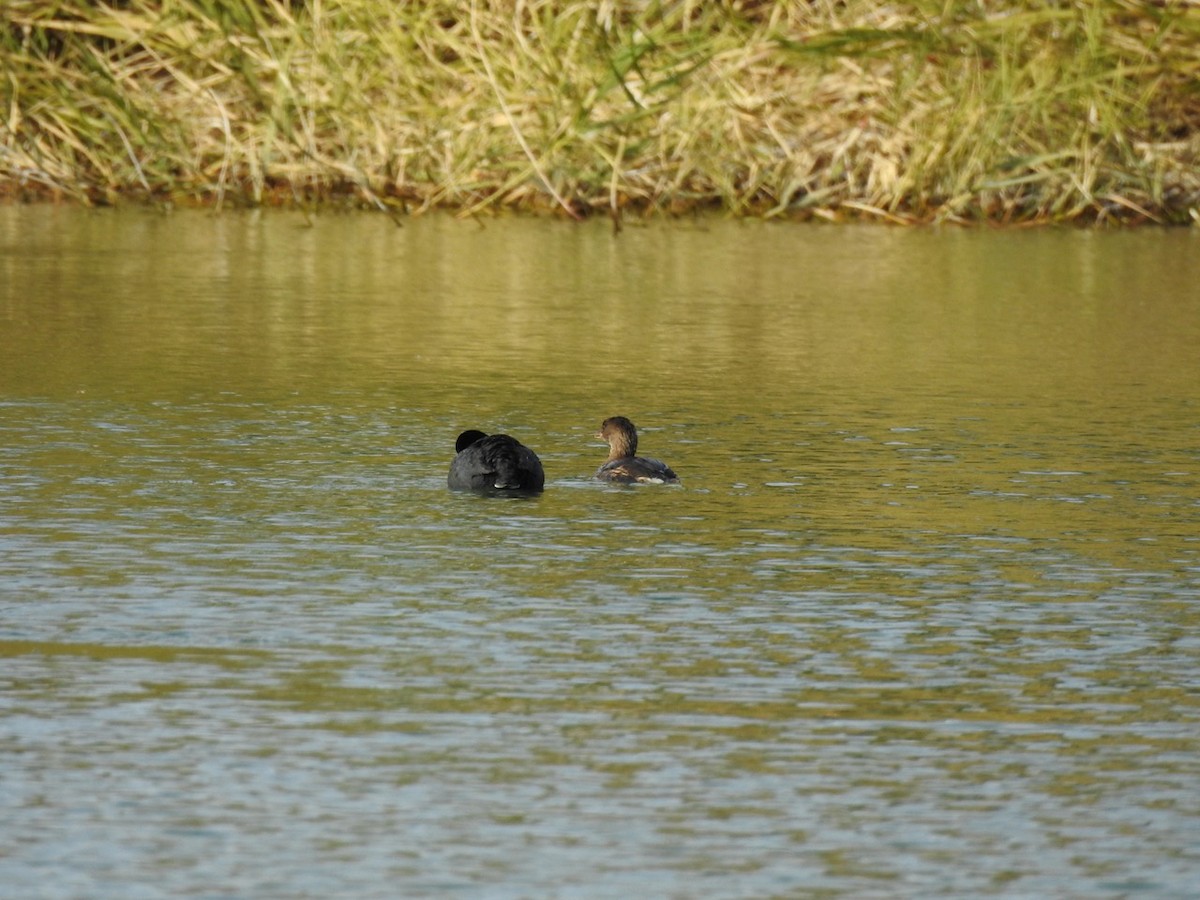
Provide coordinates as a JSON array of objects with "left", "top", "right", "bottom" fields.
[{"left": 594, "top": 416, "right": 679, "bottom": 485}]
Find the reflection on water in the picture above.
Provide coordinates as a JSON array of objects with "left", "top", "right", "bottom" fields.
[{"left": 2, "top": 208, "right": 1199, "bottom": 896}]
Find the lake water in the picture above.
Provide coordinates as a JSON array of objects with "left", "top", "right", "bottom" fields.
[{"left": 2, "top": 207, "right": 1198, "bottom": 897}]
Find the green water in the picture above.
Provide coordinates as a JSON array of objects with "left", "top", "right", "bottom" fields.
[{"left": 2, "top": 207, "right": 1199, "bottom": 897}]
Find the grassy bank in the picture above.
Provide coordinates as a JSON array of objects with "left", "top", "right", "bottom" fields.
[{"left": 2, "top": 0, "right": 1198, "bottom": 223}]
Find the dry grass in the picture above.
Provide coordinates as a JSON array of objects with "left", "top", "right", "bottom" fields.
[{"left": 2, "top": 0, "right": 1198, "bottom": 223}]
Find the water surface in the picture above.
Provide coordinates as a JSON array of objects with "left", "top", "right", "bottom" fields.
[{"left": 2, "top": 208, "right": 1199, "bottom": 897}]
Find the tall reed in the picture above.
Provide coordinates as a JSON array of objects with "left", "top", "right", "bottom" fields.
[{"left": 2, "top": 0, "right": 1197, "bottom": 222}]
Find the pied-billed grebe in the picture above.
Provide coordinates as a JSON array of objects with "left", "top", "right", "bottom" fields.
[
  {"left": 595, "top": 416, "right": 679, "bottom": 484},
  {"left": 449, "top": 429, "right": 545, "bottom": 492}
]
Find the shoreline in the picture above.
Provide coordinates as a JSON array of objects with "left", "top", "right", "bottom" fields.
[{"left": 3, "top": 1, "right": 1198, "bottom": 225}]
